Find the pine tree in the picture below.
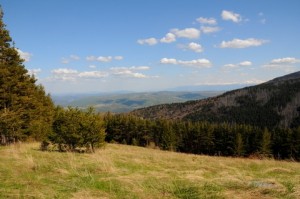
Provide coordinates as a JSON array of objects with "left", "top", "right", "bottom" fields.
[
  {"left": 80, "top": 107, "right": 106, "bottom": 152},
  {"left": 259, "top": 127, "right": 272, "bottom": 157},
  {"left": 235, "top": 133, "right": 244, "bottom": 156},
  {"left": 0, "top": 6, "right": 54, "bottom": 144},
  {"left": 50, "top": 107, "right": 106, "bottom": 152},
  {"left": 157, "top": 119, "right": 177, "bottom": 151}
]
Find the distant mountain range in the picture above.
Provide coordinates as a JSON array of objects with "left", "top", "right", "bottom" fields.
[
  {"left": 168, "top": 83, "right": 256, "bottom": 92},
  {"left": 132, "top": 71, "right": 300, "bottom": 128},
  {"left": 52, "top": 91, "right": 223, "bottom": 113}
]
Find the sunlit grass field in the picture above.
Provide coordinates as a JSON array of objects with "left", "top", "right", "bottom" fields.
[{"left": 0, "top": 143, "right": 299, "bottom": 198}]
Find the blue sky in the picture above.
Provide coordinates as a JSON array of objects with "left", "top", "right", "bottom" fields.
[{"left": 1, "top": 0, "right": 300, "bottom": 94}]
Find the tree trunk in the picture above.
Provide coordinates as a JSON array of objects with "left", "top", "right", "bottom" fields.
[
  {"left": 1, "top": 134, "right": 6, "bottom": 145},
  {"left": 91, "top": 143, "right": 95, "bottom": 153}
]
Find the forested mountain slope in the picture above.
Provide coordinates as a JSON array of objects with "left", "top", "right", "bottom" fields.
[{"left": 132, "top": 71, "right": 300, "bottom": 128}]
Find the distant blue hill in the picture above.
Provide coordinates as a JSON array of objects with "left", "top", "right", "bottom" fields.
[
  {"left": 169, "top": 83, "right": 256, "bottom": 91},
  {"left": 52, "top": 90, "right": 223, "bottom": 113}
]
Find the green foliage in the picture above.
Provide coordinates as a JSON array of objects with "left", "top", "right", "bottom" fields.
[
  {"left": 104, "top": 114, "right": 300, "bottom": 160},
  {"left": 235, "top": 133, "right": 244, "bottom": 156},
  {"left": 260, "top": 128, "right": 272, "bottom": 157},
  {"left": 0, "top": 9, "right": 54, "bottom": 144},
  {"left": 49, "top": 107, "right": 105, "bottom": 152},
  {"left": 156, "top": 119, "right": 177, "bottom": 151},
  {"left": 131, "top": 138, "right": 138, "bottom": 146}
]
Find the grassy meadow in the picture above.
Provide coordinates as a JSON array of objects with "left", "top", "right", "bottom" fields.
[{"left": 0, "top": 143, "right": 300, "bottom": 199}]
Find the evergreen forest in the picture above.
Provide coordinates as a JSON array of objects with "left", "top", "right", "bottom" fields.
[{"left": 104, "top": 113, "right": 300, "bottom": 160}]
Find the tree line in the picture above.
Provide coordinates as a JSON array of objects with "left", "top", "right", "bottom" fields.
[{"left": 104, "top": 113, "right": 300, "bottom": 160}]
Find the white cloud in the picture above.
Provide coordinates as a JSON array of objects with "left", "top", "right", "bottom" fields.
[
  {"left": 70, "top": 55, "right": 80, "bottom": 60},
  {"left": 86, "top": 55, "right": 123, "bottom": 62},
  {"left": 110, "top": 67, "right": 148, "bottom": 78},
  {"left": 130, "top": 66, "right": 150, "bottom": 70},
  {"left": 223, "top": 61, "right": 252, "bottom": 69},
  {"left": 258, "top": 12, "right": 266, "bottom": 24},
  {"left": 49, "top": 64, "right": 151, "bottom": 81},
  {"left": 51, "top": 68, "right": 109, "bottom": 81},
  {"left": 86, "top": 56, "right": 96, "bottom": 61},
  {"left": 88, "top": 65, "right": 96, "bottom": 69},
  {"left": 201, "top": 26, "right": 221, "bottom": 34},
  {"left": 239, "top": 61, "right": 252, "bottom": 66},
  {"left": 131, "top": 73, "right": 147, "bottom": 78},
  {"left": 61, "top": 58, "right": 69, "bottom": 64},
  {"left": 27, "top": 68, "right": 42, "bottom": 76},
  {"left": 137, "top": 37, "right": 158, "bottom": 45},
  {"left": 221, "top": 10, "right": 242, "bottom": 23},
  {"left": 178, "top": 59, "right": 211, "bottom": 68},
  {"left": 16, "top": 49, "right": 32, "bottom": 62},
  {"left": 220, "top": 38, "right": 268, "bottom": 48},
  {"left": 114, "top": 56, "right": 123, "bottom": 60},
  {"left": 160, "top": 58, "right": 178, "bottom": 65},
  {"left": 111, "top": 66, "right": 150, "bottom": 71},
  {"left": 160, "top": 33, "right": 176, "bottom": 43},
  {"left": 97, "top": 56, "right": 113, "bottom": 62},
  {"left": 171, "top": 28, "right": 200, "bottom": 39},
  {"left": 270, "top": 57, "right": 300, "bottom": 64},
  {"left": 78, "top": 71, "right": 108, "bottom": 78},
  {"left": 51, "top": 68, "right": 78, "bottom": 81},
  {"left": 196, "top": 17, "right": 217, "bottom": 25},
  {"left": 52, "top": 68, "right": 78, "bottom": 75},
  {"left": 223, "top": 64, "right": 236, "bottom": 68},
  {"left": 244, "top": 79, "right": 265, "bottom": 84},
  {"left": 263, "top": 57, "right": 300, "bottom": 72},
  {"left": 182, "top": 42, "right": 203, "bottom": 53},
  {"left": 160, "top": 58, "right": 212, "bottom": 68},
  {"left": 61, "top": 55, "right": 80, "bottom": 64}
]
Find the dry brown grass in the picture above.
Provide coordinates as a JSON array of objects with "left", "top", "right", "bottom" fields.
[{"left": 0, "top": 142, "right": 300, "bottom": 198}]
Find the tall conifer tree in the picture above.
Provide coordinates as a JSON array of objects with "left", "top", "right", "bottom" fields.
[{"left": 0, "top": 6, "right": 54, "bottom": 144}]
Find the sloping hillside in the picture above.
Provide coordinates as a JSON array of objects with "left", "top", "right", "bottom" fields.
[
  {"left": 132, "top": 72, "right": 300, "bottom": 128},
  {"left": 1, "top": 143, "right": 300, "bottom": 198}
]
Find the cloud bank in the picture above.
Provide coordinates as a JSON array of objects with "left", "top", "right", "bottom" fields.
[
  {"left": 160, "top": 58, "right": 212, "bottom": 68},
  {"left": 220, "top": 38, "right": 268, "bottom": 48}
]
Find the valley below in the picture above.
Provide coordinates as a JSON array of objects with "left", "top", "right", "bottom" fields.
[{"left": 52, "top": 91, "right": 223, "bottom": 113}]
